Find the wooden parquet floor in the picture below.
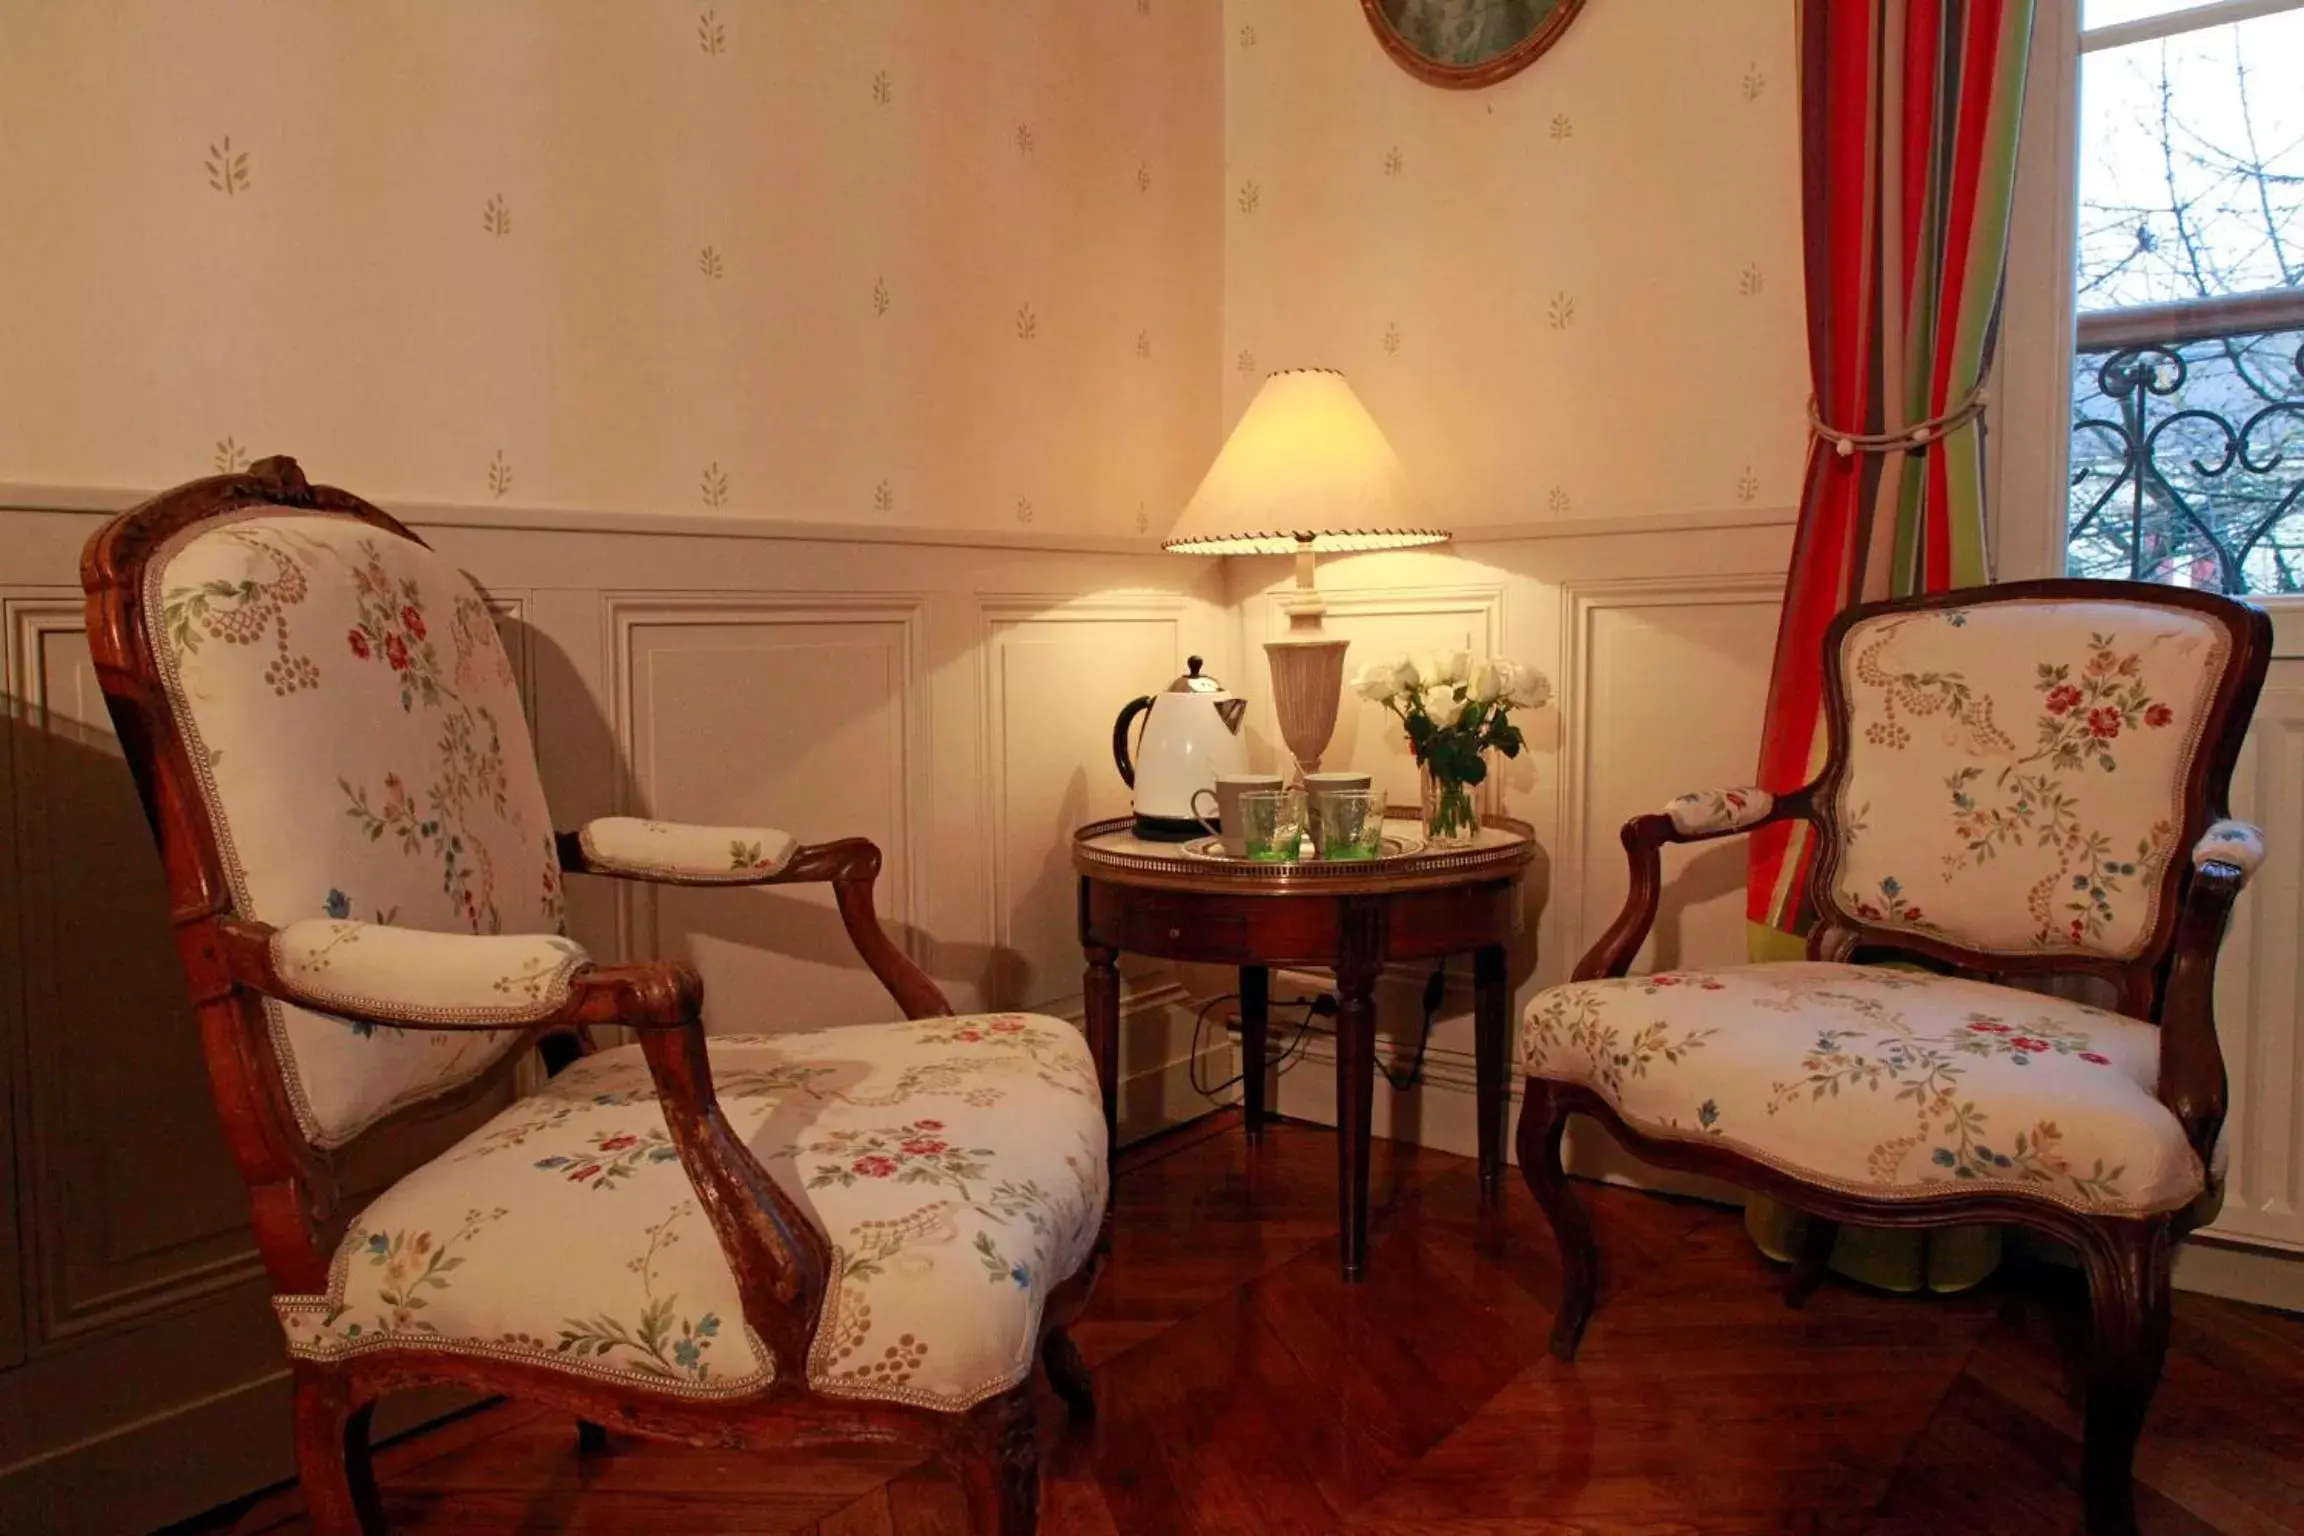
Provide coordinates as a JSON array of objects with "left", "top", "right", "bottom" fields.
[{"left": 183, "top": 1111, "right": 2304, "bottom": 1535}]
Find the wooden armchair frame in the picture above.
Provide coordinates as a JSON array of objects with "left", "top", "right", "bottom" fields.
[
  {"left": 1518, "top": 578, "right": 2271, "bottom": 1536},
  {"left": 82, "top": 458, "right": 1097, "bottom": 1535}
]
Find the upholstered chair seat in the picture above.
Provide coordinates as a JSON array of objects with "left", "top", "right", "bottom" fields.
[
  {"left": 280, "top": 1017, "right": 1106, "bottom": 1410},
  {"left": 1522, "top": 963, "right": 2201, "bottom": 1217}
]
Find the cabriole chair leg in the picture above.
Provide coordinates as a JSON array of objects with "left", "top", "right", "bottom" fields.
[
  {"left": 291, "top": 1365, "right": 385, "bottom": 1536},
  {"left": 1041, "top": 1326, "right": 1095, "bottom": 1422},
  {"left": 951, "top": 1385, "right": 1040, "bottom": 1535},
  {"left": 1783, "top": 1215, "right": 1839, "bottom": 1309},
  {"left": 1518, "top": 1077, "right": 1599, "bottom": 1361},
  {"left": 2077, "top": 1219, "right": 2173, "bottom": 1536}
]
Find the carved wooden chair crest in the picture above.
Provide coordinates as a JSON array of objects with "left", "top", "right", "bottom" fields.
[
  {"left": 1517, "top": 578, "right": 2270, "bottom": 1536},
  {"left": 81, "top": 459, "right": 1105, "bottom": 1534}
]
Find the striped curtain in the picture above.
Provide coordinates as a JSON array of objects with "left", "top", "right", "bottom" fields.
[{"left": 1748, "top": 0, "right": 2038, "bottom": 955}]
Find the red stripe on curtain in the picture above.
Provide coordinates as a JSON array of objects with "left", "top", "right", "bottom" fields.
[{"left": 1749, "top": 0, "right": 2036, "bottom": 947}]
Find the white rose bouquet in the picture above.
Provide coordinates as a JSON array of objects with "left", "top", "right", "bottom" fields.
[{"left": 1352, "top": 650, "right": 1552, "bottom": 845}]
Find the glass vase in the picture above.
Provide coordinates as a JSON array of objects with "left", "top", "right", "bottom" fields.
[{"left": 1419, "top": 763, "right": 1481, "bottom": 848}]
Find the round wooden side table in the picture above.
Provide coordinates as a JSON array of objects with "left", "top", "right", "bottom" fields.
[{"left": 1072, "top": 814, "right": 1535, "bottom": 1279}]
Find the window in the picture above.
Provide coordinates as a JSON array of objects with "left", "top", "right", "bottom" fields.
[{"left": 2062, "top": 0, "right": 2304, "bottom": 593}]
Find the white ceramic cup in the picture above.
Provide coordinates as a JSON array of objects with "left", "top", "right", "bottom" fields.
[
  {"left": 1191, "top": 772, "right": 1285, "bottom": 856},
  {"left": 1301, "top": 771, "right": 1373, "bottom": 850}
]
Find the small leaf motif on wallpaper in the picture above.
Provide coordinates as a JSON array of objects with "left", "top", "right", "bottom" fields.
[
  {"left": 1015, "top": 123, "right": 1035, "bottom": 155},
  {"left": 214, "top": 435, "right": 250, "bottom": 473},
  {"left": 483, "top": 194, "right": 511, "bottom": 239},
  {"left": 700, "top": 462, "right": 729, "bottom": 510},
  {"left": 1135, "top": 502, "right": 1149, "bottom": 534},
  {"left": 1547, "top": 292, "right": 1575, "bottom": 330},
  {"left": 1236, "top": 350, "right": 1257, "bottom": 374},
  {"left": 1382, "top": 321, "right": 1402, "bottom": 356},
  {"left": 205, "top": 135, "right": 250, "bottom": 197},
  {"left": 1238, "top": 24, "right": 1257, "bottom": 47},
  {"left": 871, "top": 69, "right": 893, "bottom": 107},
  {"left": 1549, "top": 113, "right": 1573, "bottom": 141},
  {"left": 1743, "top": 63, "right": 1766, "bottom": 102},
  {"left": 697, "top": 9, "right": 726, "bottom": 56},
  {"left": 1738, "top": 465, "right": 1759, "bottom": 504},
  {"left": 488, "top": 451, "right": 513, "bottom": 500},
  {"left": 1137, "top": 160, "right": 1151, "bottom": 193},
  {"left": 1739, "top": 263, "right": 1764, "bottom": 297},
  {"left": 1548, "top": 485, "right": 1572, "bottom": 514},
  {"left": 1136, "top": 329, "right": 1151, "bottom": 359},
  {"left": 1383, "top": 145, "right": 1404, "bottom": 176},
  {"left": 1015, "top": 497, "right": 1035, "bottom": 525},
  {"left": 872, "top": 275, "right": 890, "bottom": 316},
  {"left": 1237, "top": 180, "right": 1262, "bottom": 214},
  {"left": 1016, "top": 303, "right": 1037, "bottom": 341},
  {"left": 873, "top": 478, "right": 894, "bottom": 514},
  {"left": 698, "top": 245, "right": 724, "bottom": 280}
]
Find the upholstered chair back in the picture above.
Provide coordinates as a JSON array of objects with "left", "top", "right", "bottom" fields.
[
  {"left": 147, "top": 507, "right": 559, "bottom": 1145},
  {"left": 1819, "top": 591, "right": 2239, "bottom": 963}
]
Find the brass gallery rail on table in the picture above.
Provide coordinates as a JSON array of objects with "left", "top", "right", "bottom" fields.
[{"left": 1072, "top": 815, "right": 1535, "bottom": 1279}]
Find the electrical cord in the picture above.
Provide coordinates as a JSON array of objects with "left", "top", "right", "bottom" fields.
[
  {"left": 1377, "top": 962, "right": 1449, "bottom": 1093},
  {"left": 1188, "top": 960, "right": 1449, "bottom": 1101},
  {"left": 1187, "top": 989, "right": 1327, "bottom": 1101}
]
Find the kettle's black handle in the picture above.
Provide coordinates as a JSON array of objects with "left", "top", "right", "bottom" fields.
[{"left": 1112, "top": 695, "right": 1153, "bottom": 789}]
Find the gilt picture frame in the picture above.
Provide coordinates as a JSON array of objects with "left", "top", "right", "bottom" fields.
[{"left": 1360, "top": 0, "right": 1588, "bottom": 90}]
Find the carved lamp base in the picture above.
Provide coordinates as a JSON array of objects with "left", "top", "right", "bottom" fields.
[{"left": 1266, "top": 631, "right": 1348, "bottom": 779}]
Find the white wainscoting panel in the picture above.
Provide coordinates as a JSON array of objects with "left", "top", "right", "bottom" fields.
[
  {"left": 612, "top": 595, "right": 929, "bottom": 1032},
  {"left": 980, "top": 594, "right": 1184, "bottom": 1012},
  {"left": 1264, "top": 584, "right": 1507, "bottom": 806},
  {"left": 1553, "top": 574, "right": 1785, "bottom": 976},
  {"left": 3, "top": 597, "right": 258, "bottom": 1340}
]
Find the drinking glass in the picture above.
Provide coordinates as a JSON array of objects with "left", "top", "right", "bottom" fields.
[
  {"left": 1238, "top": 788, "right": 1307, "bottom": 862},
  {"left": 1318, "top": 788, "right": 1388, "bottom": 861}
]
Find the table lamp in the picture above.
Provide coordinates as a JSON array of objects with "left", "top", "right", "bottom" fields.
[{"left": 1162, "top": 368, "right": 1447, "bottom": 777}]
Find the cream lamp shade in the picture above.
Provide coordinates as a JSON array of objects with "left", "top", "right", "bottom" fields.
[
  {"left": 1162, "top": 369, "right": 1446, "bottom": 555},
  {"left": 1162, "top": 369, "right": 1448, "bottom": 777}
]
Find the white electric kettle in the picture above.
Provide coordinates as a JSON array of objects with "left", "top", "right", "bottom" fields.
[{"left": 1112, "top": 657, "right": 1249, "bottom": 840}]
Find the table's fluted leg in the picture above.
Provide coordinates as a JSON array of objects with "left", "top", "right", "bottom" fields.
[
  {"left": 1474, "top": 942, "right": 1510, "bottom": 1205},
  {"left": 1082, "top": 936, "right": 1121, "bottom": 1162},
  {"left": 1335, "top": 896, "right": 1388, "bottom": 1280},
  {"left": 1239, "top": 964, "right": 1269, "bottom": 1139}
]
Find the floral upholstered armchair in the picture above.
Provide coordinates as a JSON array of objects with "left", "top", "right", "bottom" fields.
[
  {"left": 1516, "top": 580, "right": 2270, "bottom": 1536},
  {"left": 81, "top": 459, "right": 1105, "bottom": 1536}
]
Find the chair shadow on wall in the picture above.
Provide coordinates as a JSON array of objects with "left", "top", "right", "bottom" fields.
[
  {"left": 509, "top": 615, "right": 1014, "bottom": 1026},
  {"left": 1643, "top": 839, "right": 1746, "bottom": 971},
  {"left": 982, "top": 767, "right": 1095, "bottom": 1012}
]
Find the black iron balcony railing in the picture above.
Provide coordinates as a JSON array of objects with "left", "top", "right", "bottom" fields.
[{"left": 2068, "top": 289, "right": 2304, "bottom": 595}]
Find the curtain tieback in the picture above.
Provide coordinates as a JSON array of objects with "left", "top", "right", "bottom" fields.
[{"left": 1808, "top": 386, "right": 1989, "bottom": 459}]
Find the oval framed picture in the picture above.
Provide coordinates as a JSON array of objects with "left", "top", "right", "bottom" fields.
[{"left": 1360, "top": 0, "right": 1588, "bottom": 90}]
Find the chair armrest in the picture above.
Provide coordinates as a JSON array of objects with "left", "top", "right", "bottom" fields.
[
  {"left": 2158, "top": 821, "right": 2267, "bottom": 1163},
  {"left": 562, "top": 816, "right": 800, "bottom": 884},
  {"left": 1661, "top": 786, "right": 1778, "bottom": 839},
  {"left": 266, "top": 920, "right": 591, "bottom": 1027},
  {"left": 1573, "top": 785, "right": 1814, "bottom": 983},
  {"left": 557, "top": 825, "right": 954, "bottom": 1021},
  {"left": 203, "top": 916, "right": 699, "bottom": 1035},
  {"left": 2193, "top": 819, "right": 2265, "bottom": 884},
  {"left": 204, "top": 915, "right": 832, "bottom": 1377}
]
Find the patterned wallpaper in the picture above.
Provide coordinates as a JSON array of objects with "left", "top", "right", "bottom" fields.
[
  {"left": 0, "top": 2, "right": 1225, "bottom": 536},
  {"left": 1222, "top": 0, "right": 1808, "bottom": 530}
]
